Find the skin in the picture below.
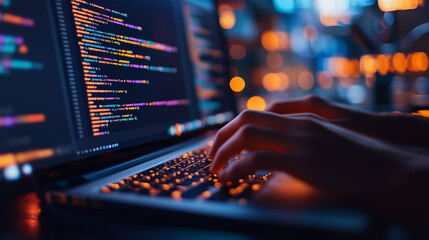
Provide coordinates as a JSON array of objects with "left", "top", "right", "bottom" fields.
[{"left": 208, "top": 95, "right": 429, "bottom": 226}]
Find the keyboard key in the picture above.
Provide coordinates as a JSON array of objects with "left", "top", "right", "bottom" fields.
[{"left": 101, "top": 144, "right": 272, "bottom": 203}]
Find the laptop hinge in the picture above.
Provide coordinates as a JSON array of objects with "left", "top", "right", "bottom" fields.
[{"left": 42, "top": 134, "right": 211, "bottom": 192}]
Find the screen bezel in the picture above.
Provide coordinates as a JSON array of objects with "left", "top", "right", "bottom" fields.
[{"left": 35, "top": 0, "right": 237, "bottom": 188}]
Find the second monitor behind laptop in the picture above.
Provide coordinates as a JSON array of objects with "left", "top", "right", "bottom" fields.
[{"left": 0, "top": 0, "right": 235, "bottom": 184}]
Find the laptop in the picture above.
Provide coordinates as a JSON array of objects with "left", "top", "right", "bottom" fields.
[{"left": 1, "top": 0, "right": 369, "bottom": 235}]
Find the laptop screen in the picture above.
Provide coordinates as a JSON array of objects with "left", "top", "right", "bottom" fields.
[{"left": 0, "top": 0, "right": 235, "bottom": 183}]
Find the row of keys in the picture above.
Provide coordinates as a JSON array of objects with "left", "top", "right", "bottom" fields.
[{"left": 101, "top": 144, "right": 272, "bottom": 204}]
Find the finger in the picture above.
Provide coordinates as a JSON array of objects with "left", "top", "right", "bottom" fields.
[
  {"left": 267, "top": 95, "right": 344, "bottom": 119},
  {"left": 210, "top": 125, "right": 296, "bottom": 173},
  {"left": 282, "top": 113, "right": 326, "bottom": 122},
  {"left": 208, "top": 110, "right": 291, "bottom": 158},
  {"left": 218, "top": 151, "right": 310, "bottom": 183},
  {"left": 218, "top": 151, "right": 284, "bottom": 181}
]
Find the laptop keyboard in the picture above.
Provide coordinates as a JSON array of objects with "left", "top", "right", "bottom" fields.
[{"left": 100, "top": 144, "right": 272, "bottom": 204}]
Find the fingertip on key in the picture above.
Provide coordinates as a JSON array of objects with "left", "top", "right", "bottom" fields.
[{"left": 208, "top": 149, "right": 215, "bottom": 158}]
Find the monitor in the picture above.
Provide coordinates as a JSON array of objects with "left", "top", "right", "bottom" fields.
[{"left": 0, "top": 0, "right": 235, "bottom": 186}]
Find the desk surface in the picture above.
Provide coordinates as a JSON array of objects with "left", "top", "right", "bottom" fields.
[{"left": 0, "top": 192, "right": 427, "bottom": 240}]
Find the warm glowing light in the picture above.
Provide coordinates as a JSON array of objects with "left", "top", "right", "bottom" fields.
[
  {"left": 229, "top": 44, "right": 246, "bottom": 60},
  {"left": 229, "top": 76, "right": 246, "bottom": 92},
  {"left": 261, "top": 31, "right": 289, "bottom": 51},
  {"left": 0, "top": 148, "right": 54, "bottom": 169},
  {"left": 392, "top": 52, "right": 407, "bottom": 73},
  {"left": 414, "top": 52, "right": 429, "bottom": 72},
  {"left": 317, "top": 71, "right": 334, "bottom": 89},
  {"left": 261, "top": 31, "right": 279, "bottom": 51},
  {"left": 360, "top": 54, "right": 377, "bottom": 77},
  {"left": 0, "top": 154, "right": 15, "bottom": 169},
  {"left": 277, "top": 72, "right": 290, "bottom": 91},
  {"left": 351, "top": 59, "right": 361, "bottom": 77},
  {"left": 175, "top": 123, "right": 182, "bottom": 136},
  {"left": 303, "top": 25, "right": 319, "bottom": 42},
  {"left": 319, "top": 14, "right": 351, "bottom": 27},
  {"left": 378, "top": 0, "right": 425, "bottom": 12},
  {"left": 266, "top": 51, "right": 283, "bottom": 69},
  {"left": 377, "top": 54, "right": 390, "bottom": 76},
  {"left": 218, "top": 5, "right": 236, "bottom": 30},
  {"left": 298, "top": 71, "right": 314, "bottom": 90},
  {"left": 263, "top": 73, "right": 282, "bottom": 92},
  {"left": 247, "top": 96, "right": 266, "bottom": 111},
  {"left": 407, "top": 53, "right": 415, "bottom": 72},
  {"left": 413, "top": 110, "right": 429, "bottom": 117},
  {"left": 19, "top": 45, "right": 28, "bottom": 54},
  {"left": 328, "top": 57, "right": 359, "bottom": 78}
]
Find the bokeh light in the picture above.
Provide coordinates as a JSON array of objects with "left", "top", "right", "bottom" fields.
[
  {"left": 277, "top": 72, "right": 290, "bottom": 91},
  {"left": 378, "top": 0, "right": 424, "bottom": 12},
  {"left": 219, "top": 4, "right": 236, "bottom": 30},
  {"left": 414, "top": 52, "right": 429, "bottom": 72},
  {"left": 261, "top": 31, "right": 289, "bottom": 51},
  {"left": 229, "top": 44, "right": 247, "bottom": 60},
  {"left": 273, "top": 0, "right": 295, "bottom": 14},
  {"left": 298, "top": 71, "right": 314, "bottom": 90},
  {"left": 360, "top": 54, "right": 377, "bottom": 77},
  {"left": 317, "top": 71, "right": 334, "bottom": 89},
  {"left": 263, "top": 73, "right": 281, "bottom": 91},
  {"left": 229, "top": 76, "right": 246, "bottom": 92},
  {"left": 377, "top": 54, "right": 389, "bottom": 76},
  {"left": 392, "top": 52, "right": 407, "bottom": 74},
  {"left": 247, "top": 96, "right": 266, "bottom": 111}
]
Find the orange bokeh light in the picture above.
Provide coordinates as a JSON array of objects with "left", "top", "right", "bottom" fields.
[
  {"left": 319, "top": 14, "right": 351, "bottom": 27},
  {"left": 317, "top": 71, "right": 334, "bottom": 89},
  {"left": 377, "top": 54, "right": 390, "bottom": 76},
  {"left": 261, "top": 31, "right": 289, "bottom": 51},
  {"left": 263, "top": 73, "right": 281, "bottom": 92},
  {"left": 414, "top": 52, "right": 429, "bottom": 72},
  {"left": 392, "top": 52, "right": 407, "bottom": 74},
  {"left": 218, "top": 5, "right": 236, "bottom": 30},
  {"left": 247, "top": 96, "right": 266, "bottom": 111},
  {"left": 229, "top": 44, "right": 246, "bottom": 60},
  {"left": 413, "top": 110, "right": 429, "bottom": 117},
  {"left": 19, "top": 45, "right": 28, "bottom": 54},
  {"left": 229, "top": 76, "right": 246, "bottom": 92},
  {"left": 277, "top": 72, "right": 290, "bottom": 91},
  {"left": 298, "top": 71, "right": 314, "bottom": 90},
  {"left": 360, "top": 54, "right": 377, "bottom": 77},
  {"left": 407, "top": 53, "right": 415, "bottom": 72},
  {"left": 378, "top": 0, "right": 424, "bottom": 12}
]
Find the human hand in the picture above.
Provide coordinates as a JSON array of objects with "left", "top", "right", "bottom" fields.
[
  {"left": 267, "top": 95, "right": 429, "bottom": 151},
  {"left": 208, "top": 109, "right": 408, "bottom": 197},
  {"left": 208, "top": 95, "right": 429, "bottom": 226}
]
